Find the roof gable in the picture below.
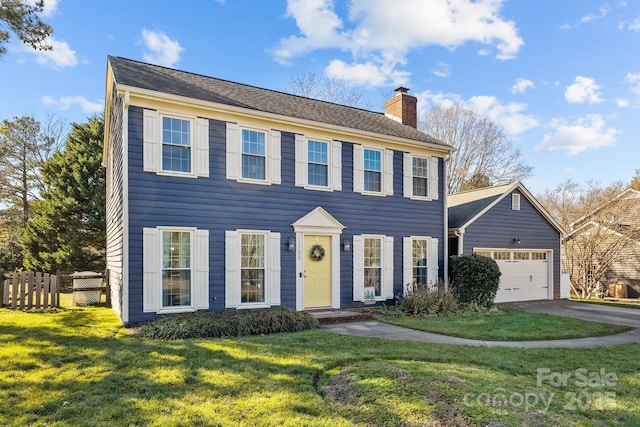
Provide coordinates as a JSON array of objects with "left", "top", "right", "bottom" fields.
[
  {"left": 107, "top": 56, "right": 451, "bottom": 150},
  {"left": 448, "top": 182, "right": 566, "bottom": 235}
]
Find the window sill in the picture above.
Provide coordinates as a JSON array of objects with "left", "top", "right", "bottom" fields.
[
  {"left": 358, "top": 191, "right": 387, "bottom": 197},
  {"left": 236, "top": 303, "right": 272, "bottom": 309},
  {"left": 235, "top": 178, "right": 273, "bottom": 186},
  {"left": 304, "top": 184, "right": 334, "bottom": 192},
  {"left": 407, "top": 195, "right": 434, "bottom": 201},
  {"left": 155, "top": 171, "right": 199, "bottom": 179},
  {"left": 156, "top": 306, "right": 197, "bottom": 314}
]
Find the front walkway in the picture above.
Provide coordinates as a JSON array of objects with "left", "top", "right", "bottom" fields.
[{"left": 320, "top": 320, "right": 640, "bottom": 348}]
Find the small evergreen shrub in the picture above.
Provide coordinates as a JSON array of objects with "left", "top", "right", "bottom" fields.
[
  {"left": 137, "top": 306, "right": 319, "bottom": 340},
  {"left": 449, "top": 254, "right": 501, "bottom": 308},
  {"left": 396, "top": 284, "right": 458, "bottom": 316}
]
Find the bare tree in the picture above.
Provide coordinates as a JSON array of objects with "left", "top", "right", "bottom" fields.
[
  {"left": 282, "top": 70, "right": 371, "bottom": 109},
  {"left": 419, "top": 106, "right": 532, "bottom": 193},
  {"left": 538, "top": 180, "right": 638, "bottom": 299}
]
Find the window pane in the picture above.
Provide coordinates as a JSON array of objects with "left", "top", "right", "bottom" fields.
[
  {"left": 241, "top": 269, "right": 265, "bottom": 303},
  {"left": 162, "top": 270, "right": 191, "bottom": 307},
  {"left": 412, "top": 157, "right": 428, "bottom": 197},
  {"left": 241, "top": 234, "right": 265, "bottom": 267},
  {"left": 514, "top": 252, "right": 530, "bottom": 260},
  {"left": 412, "top": 239, "right": 428, "bottom": 287},
  {"left": 163, "top": 232, "right": 191, "bottom": 269},
  {"left": 162, "top": 117, "right": 190, "bottom": 146},
  {"left": 242, "top": 129, "right": 265, "bottom": 155},
  {"left": 413, "top": 177, "right": 428, "bottom": 197},
  {"left": 364, "top": 171, "right": 381, "bottom": 192},
  {"left": 364, "top": 149, "right": 381, "bottom": 172},
  {"left": 242, "top": 155, "right": 265, "bottom": 180},
  {"left": 493, "top": 251, "right": 511, "bottom": 260},
  {"left": 308, "top": 163, "right": 328, "bottom": 186},
  {"left": 162, "top": 145, "right": 191, "bottom": 173}
]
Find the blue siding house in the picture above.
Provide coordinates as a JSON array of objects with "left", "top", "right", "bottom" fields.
[
  {"left": 104, "top": 57, "right": 453, "bottom": 324},
  {"left": 448, "top": 182, "right": 566, "bottom": 303}
]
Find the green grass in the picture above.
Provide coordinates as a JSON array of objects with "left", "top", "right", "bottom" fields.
[
  {"left": 1, "top": 306, "right": 639, "bottom": 426},
  {"left": 378, "top": 308, "right": 632, "bottom": 341}
]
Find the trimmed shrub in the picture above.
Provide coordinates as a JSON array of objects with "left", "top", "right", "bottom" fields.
[
  {"left": 396, "top": 284, "right": 458, "bottom": 316},
  {"left": 137, "top": 306, "right": 319, "bottom": 340},
  {"left": 449, "top": 254, "right": 501, "bottom": 308}
]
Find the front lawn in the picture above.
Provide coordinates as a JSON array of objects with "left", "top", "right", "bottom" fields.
[
  {"left": 378, "top": 308, "right": 632, "bottom": 341},
  {"left": 1, "top": 306, "right": 639, "bottom": 426}
]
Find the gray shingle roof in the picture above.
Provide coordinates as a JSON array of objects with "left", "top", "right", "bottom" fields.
[{"left": 108, "top": 56, "right": 450, "bottom": 148}]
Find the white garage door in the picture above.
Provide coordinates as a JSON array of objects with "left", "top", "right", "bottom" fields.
[{"left": 474, "top": 250, "right": 550, "bottom": 303}]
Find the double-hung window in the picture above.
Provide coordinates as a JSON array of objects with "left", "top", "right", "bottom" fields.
[
  {"left": 226, "top": 123, "right": 281, "bottom": 185},
  {"left": 162, "top": 230, "right": 192, "bottom": 307},
  {"left": 353, "top": 235, "right": 394, "bottom": 301},
  {"left": 364, "top": 237, "right": 382, "bottom": 297},
  {"left": 225, "top": 229, "right": 281, "bottom": 308},
  {"left": 403, "top": 236, "right": 439, "bottom": 295},
  {"left": 403, "top": 154, "right": 439, "bottom": 200},
  {"left": 353, "top": 145, "right": 393, "bottom": 196},
  {"left": 240, "top": 233, "right": 266, "bottom": 303},
  {"left": 308, "top": 140, "right": 329, "bottom": 187},
  {"left": 364, "top": 149, "right": 382, "bottom": 192},
  {"left": 242, "top": 129, "right": 266, "bottom": 180},
  {"left": 295, "top": 135, "right": 342, "bottom": 191},
  {"left": 143, "top": 227, "right": 209, "bottom": 313},
  {"left": 162, "top": 117, "right": 191, "bottom": 173},
  {"left": 142, "top": 109, "right": 209, "bottom": 177}
]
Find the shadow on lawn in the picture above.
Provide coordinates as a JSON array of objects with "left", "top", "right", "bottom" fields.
[{"left": 2, "top": 307, "right": 640, "bottom": 426}]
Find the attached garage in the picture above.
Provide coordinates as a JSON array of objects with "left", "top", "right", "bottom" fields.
[
  {"left": 448, "top": 182, "right": 565, "bottom": 303},
  {"left": 473, "top": 249, "right": 552, "bottom": 303}
]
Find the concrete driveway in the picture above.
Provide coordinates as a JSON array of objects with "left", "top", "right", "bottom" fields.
[{"left": 500, "top": 300, "right": 640, "bottom": 328}]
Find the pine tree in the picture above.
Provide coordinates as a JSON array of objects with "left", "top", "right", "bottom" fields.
[
  {"left": 0, "top": 0, "right": 52, "bottom": 57},
  {"left": 21, "top": 116, "right": 105, "bottom": 273}
]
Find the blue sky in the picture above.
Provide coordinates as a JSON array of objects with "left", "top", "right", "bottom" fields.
[{"left": 1, "top": 0, "right": 639, "bottom": 194}]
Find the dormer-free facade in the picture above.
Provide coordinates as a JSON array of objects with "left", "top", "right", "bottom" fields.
[{"left": 104, "top": 57, "right": 453, "bottom": 324}]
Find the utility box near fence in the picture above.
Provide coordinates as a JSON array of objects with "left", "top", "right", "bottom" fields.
[{"left": 71, "top": 271, "right": 103, "bottom": 305}]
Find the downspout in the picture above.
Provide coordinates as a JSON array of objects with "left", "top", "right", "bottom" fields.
[{"left": 453, "top": 229, "right": 464, "bottom": 256}]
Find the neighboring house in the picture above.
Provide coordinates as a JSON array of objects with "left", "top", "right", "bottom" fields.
[
  {"left": 103, "top": 56, "right": 453, "bottom": 324},
  {"left": 448, "top": 182, "right": 566, "bottom": 303},
  {"left": 565, "top": 188, "right": 640, "bottom": 298}
]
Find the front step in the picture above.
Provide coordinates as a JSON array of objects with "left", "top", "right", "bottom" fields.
[{"left": 309, "top": 310, "right": 373, "bottom": 325}]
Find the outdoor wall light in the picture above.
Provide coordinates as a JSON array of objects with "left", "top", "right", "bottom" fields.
[
  {"left": 514, "top": 237, "right": 521, "bottom": 244},
  {"left": 343, "top": 239, "right": 351, "bottom": 251},
  {"left": 288, "top": 238, "right": 296, "bottom": 251}
]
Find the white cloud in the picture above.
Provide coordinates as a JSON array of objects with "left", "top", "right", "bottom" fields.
[
  {"left": 326, "top": 59, "right": 409, "bottom": 87},
  {"left": 629, "top": 18, "right": 640, "bottom": 31},
  {"left": 617, "top": 98, "right": 630, "bottom": 107},
  {"left": 535, "top": 115, "right": 620, "bottom": 155},
  {"left": 42, "top": 95, "right": 103, "bottom": 113},
  {"left": 511, "top": 78, "right": 535, "bottom": 94},
  {"left": 432, "top": 62, "right": 449, "bottom": 78},
  {"left": 625, "top": 72, "right": 640, "bottom": 94},
  {"left": 274, "top": 0, "right": 523, "bottom": 87},
  {"left": 30, "top": 37, "right": 78, "bottom": 69},
  {"left": 580, "top": 6, "right": 610, "bottom": 23},
  {"left": 141, "top": 29, "right": 184, "bottom": 68},
  {"left": 418, "top": 91, "right": 538, "bottom": 135},
  {"left": 565, "top": 76, "right": 604, "bottom": 104}
]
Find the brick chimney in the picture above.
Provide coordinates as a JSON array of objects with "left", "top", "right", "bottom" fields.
[{"left": 384, "top": 87, "right": 417, "bottom": 128}]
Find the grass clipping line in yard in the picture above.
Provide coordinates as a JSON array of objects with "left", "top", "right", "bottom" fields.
[
  {"left": 378, "top": 308, "right": 632, "bottom": 341},
  {"left": 137, "top": 306, "right": 319, "bottom": 339}
]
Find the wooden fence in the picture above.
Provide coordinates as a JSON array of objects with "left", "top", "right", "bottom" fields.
[{"left": 2, "top": 271, "right": 59, "bottom": 309}]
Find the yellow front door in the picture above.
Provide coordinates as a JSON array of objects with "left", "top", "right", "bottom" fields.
[{"left": 304, "top": 235, "right": 332, "bottom": 308}]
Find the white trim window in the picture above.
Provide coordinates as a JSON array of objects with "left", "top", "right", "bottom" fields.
[
  {"left": 295, "top": 135, "right": 342, "bottom": 191},
  {"left": 353, "top": 145, "right": 393, "bottom": 196},
  {"left": 225, "top": 230, "right": 281, "bottom": 308},
  {"left": 143, "top": 227, "right": 209, "bottom": 313},
  {"left": 226, "top": 123, "right": 281, "bottom": 185},
  {"left": 403, "top": 236, "right": 439, "bottom": 295},
  {"left": 143, "top": 109, "right": 209, "bottom": 177},
  {"left": 353, "top": 235, "right": 394, "bottom": 301},
  {"left": 403, "top": 154, "right": 439, "bottom": 200}
]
